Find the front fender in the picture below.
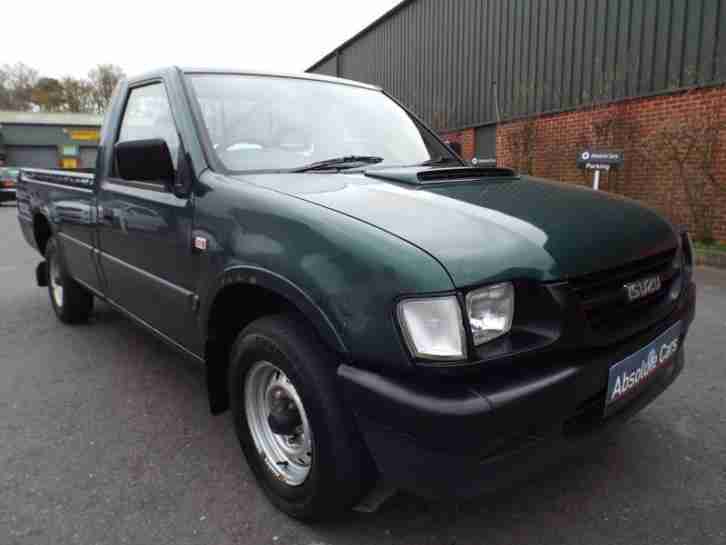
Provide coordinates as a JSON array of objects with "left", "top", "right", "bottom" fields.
[
  {"left": 193, "top": 171, "right": 455, "bottom": 374},
  {"left": 202, "top": 265, "right": 349, "bottom": 357}
]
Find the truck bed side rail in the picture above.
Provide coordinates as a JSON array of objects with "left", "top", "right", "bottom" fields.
[{"left": 20, "top": 168, "right": 95, "bottom": 191}]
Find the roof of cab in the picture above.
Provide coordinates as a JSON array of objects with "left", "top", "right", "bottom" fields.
[
  {"left": 180, "top": 67, "right": 381, "bottom": 91},
  {"left": 125, "top": 66, "right": 381, "bottom": 92}
]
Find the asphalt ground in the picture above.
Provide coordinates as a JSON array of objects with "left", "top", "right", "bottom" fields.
[{"left": 1, "top": 201, "right": 725, "bottom": 545}]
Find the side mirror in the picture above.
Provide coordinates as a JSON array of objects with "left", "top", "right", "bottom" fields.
[
  {"left": 446, "top": 140, "right": 462, "bottom": 156},
  {"left": 115, "top": 139, "right": 174, "bottom": 185}
]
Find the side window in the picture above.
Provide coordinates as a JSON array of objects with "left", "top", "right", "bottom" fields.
[{"left": 117, "top": 83, "right": 180, "bottom": 176}]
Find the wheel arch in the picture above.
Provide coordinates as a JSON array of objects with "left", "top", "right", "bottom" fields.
[
  {"left": 32, "top": 211, "right": 53, "bottom": 255},
  {"left": 202, "top": 266, "right": 349, "bottom": 414}
]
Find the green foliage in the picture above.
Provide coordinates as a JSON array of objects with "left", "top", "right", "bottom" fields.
[
  {"left": 695, "top": 241, "right": 726, "bottom": 254},
  {"left": 31, "top": 78, "right": 65, "bottom": 111}
]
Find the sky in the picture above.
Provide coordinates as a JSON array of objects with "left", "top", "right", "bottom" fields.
[{"left": 1, "top": 0, "right": 401, "bottom": 79}]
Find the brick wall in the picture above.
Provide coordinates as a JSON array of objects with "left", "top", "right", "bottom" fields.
[
  {"left": 496, "top": 85, "right": 726, "bottom": 242},
  {"left": 441, "top": 128, "right": 475, "bottom": 161}
]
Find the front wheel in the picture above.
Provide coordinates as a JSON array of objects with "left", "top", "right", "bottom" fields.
[
  {"left": 229, "top": 314, "right": 374, "bottom": 521},
  {"left": 45, "top": 236, "right": 93, "bottom": 324}
]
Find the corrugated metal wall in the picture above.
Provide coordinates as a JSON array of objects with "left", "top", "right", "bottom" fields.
[
  {"left": 308, "top": 0, "right": 726, "bottom": 131},
  {"left": 314, "top": 56, "right": 338, "bottom": 77}
]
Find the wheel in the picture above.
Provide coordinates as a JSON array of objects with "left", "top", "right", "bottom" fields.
[
  {"left": 229, "top": 314, "right": 374, "bottom": 521},
  {"left": 45, "top": 236, "right": 93, "bottom": 324}
]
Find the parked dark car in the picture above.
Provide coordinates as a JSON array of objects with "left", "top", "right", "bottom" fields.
[
  {"left": 16, "top": 67, "right": 696, "bottom": 521},
  {"left": 0, "top": 166, "right": 19, "bottom": 203}
]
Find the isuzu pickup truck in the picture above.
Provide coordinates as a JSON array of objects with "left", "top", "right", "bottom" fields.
[{"left": 17, "top": 67, "right": 696, "bottom": 520}]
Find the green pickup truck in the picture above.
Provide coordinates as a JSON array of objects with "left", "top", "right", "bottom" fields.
[{"left": 16, "top": 67, "right": 696, "bottom": 520}]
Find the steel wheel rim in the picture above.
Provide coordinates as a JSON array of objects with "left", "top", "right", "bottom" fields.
[
  {"left": 49, "top": 253, "right": 63, "bottom": 308},
  {"left": 244, "top": 361, "right": 312, "bottom": 486}
]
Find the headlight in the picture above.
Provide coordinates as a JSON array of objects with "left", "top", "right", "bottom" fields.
[
  {"left": 397, "top": 296, "right": 466, "bottom": 360},
  {"left": 466, "top": 282, "right": 515, "bottom": 345}
]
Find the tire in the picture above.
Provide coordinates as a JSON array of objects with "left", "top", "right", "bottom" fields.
[
  {"left": 45, "top": 236, "right": 93, "bottom": 324},
  {"left": 229, "top": 314, "right": 374, "bottom": 521}
]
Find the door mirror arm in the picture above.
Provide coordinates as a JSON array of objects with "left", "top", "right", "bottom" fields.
[{"left": 169, "top": 149, "right": 195, "bottom": 199}]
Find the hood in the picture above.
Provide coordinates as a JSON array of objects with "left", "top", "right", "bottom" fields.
[{"left": 236, "top": 169, "right": 678, "bottom": 287}]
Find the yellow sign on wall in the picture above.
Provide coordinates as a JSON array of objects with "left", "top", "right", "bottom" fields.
[
  {"left": 61, "top": 157, "right": 79, "bottom": 169},
  {"left": 68, "top": 129, "right": 100, "bottom": 142}
]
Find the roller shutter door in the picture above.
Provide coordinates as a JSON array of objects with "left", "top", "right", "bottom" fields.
[{"left": 5, "top": 146, "right": 58, "bottom": 169}]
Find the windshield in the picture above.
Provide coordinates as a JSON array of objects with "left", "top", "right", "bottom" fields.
[{"left": 187, "top": 74, "right": 457, "bottom": 172}]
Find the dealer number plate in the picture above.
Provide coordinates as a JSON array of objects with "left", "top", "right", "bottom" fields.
[{"left": 605, "top": 321, "right": 682, "bottom": 408}]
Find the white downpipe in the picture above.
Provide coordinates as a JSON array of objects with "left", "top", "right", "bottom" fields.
[{"left": 593, "top": 170, "right": 601, "bottom": 191}]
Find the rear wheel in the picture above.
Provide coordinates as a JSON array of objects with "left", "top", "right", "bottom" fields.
[
  {"left": 229, "top": 314, "right": 374, "bottom": 521},
  {"left": 45, "top": 236, "right": 93, "bottom": 324}
]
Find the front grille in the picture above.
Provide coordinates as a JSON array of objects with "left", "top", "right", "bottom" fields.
[{"left": 570, "top": 249, "right": 680, "bottom": 339}]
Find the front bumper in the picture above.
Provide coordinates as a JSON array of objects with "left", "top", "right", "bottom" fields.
[{"left": 338, "top": 283, "right": 696, "bottom": 499}]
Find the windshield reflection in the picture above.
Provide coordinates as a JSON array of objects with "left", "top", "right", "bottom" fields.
[{"left": 188, "top": 74, "right": 455, "bottom": 172}]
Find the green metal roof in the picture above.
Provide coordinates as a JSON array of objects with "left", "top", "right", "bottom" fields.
[{"left": 0, "top": 110, "right": 103, "bottom": 127}]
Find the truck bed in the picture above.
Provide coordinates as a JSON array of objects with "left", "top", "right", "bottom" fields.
[{"left": 16, "top": 168, "right": 97, "bottom": 268}]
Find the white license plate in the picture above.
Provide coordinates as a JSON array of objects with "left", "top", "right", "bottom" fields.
[{"left": 605, "top": 321, "right": 682, "bottom": 408}]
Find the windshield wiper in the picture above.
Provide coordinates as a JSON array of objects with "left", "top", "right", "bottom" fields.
[
  {"left": 419, "top": 156, "right": 462, "bottom": 166},
  {"left": 291, "top": 156, "right": 384, "bottom": 173}
]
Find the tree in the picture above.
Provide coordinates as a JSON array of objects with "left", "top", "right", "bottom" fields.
[
  {"left": 88, "top": 64, "right": 125, "bottom": 113},
  {"left": 0, "top": 62, "right": 38, "bottom": 110},
  {"left": 31, "top": 77, "right": 65, "bottom": 111},
  {"left": 60, "top": 77, "right": 94, "bottom": 113},
  {"left": 0, "top": 68, "right": 10, "bottom": 109},
  {"left": 0, "top": 63, "right": 125, "bottom": 113}
]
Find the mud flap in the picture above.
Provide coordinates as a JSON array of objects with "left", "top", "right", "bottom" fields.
[
  {"left": 36, "top": 261, "right": 48, "bottom": 287},
  {"left": 352, "top": 479, "right": 397, "bottom": 513}
]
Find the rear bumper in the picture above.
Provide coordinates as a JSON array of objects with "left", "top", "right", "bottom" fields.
[{"left": 338, "top": 283, "right": 696, "bottom": 499}]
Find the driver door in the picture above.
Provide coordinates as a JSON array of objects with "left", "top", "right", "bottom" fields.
[{"left": 96, "top": 81, "right": 197, "bottom": 348}]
